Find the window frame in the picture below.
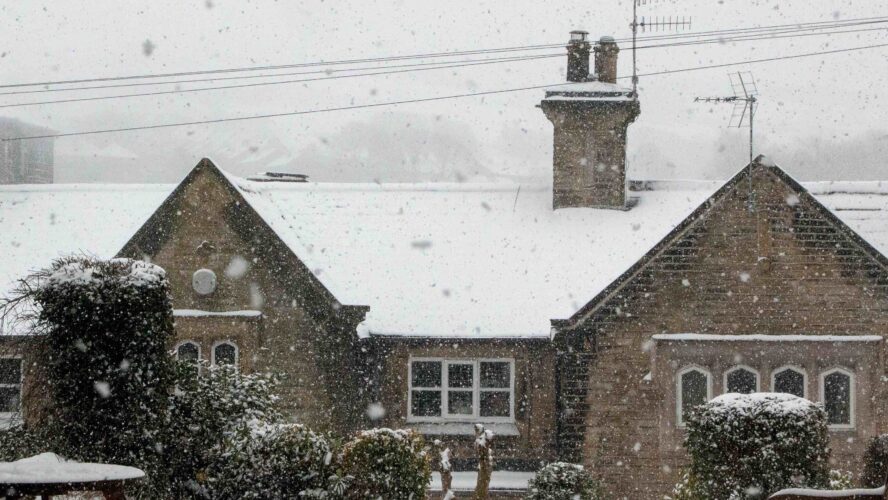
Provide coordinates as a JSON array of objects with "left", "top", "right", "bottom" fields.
[
  {"left": 677, "top": 365, "right": 712, "bottom": 427},
  {"left": 0, "top": 356, "right": 23, "bottom": 424},
  {"left": 407, "top": 357, "right": 515, "bottom": 424},
  {"left": 771, "top": 365, "right": 807, "bottom": 399},
  {"left": 174, "top": 340, "right": 201, "bottom": 362},
  {"left": 211, "top": 340, "right": 239, "bottom": 367},
  {"left": 723, "top": 365, "right": 760, "bottom": 394},
  {"left": 820, "top": 367, "right": 855, "bottom": 430}
]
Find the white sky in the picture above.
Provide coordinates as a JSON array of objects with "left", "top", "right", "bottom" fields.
[{"left": 0, "top": 0, "right": 886, "bottom": 183}]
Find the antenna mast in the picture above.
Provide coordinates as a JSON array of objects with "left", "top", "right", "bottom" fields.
[
  {"left": 630, "top": 0, "right": 691, "bottom": 97},
  {"left": 695, "top": 71, "right": 759, "bottom": 210}
]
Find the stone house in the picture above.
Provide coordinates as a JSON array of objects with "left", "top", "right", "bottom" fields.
[{"left": 1, "top": 31, "right": 888, "bottom": 498}]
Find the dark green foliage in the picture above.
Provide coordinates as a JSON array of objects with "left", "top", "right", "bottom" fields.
[
  {"left": 862, "top": 434, "right": 888, "bottom": 487},
  {"left": 208, "top": 422, "right": 343, "bottom": 499},
  {"left": 165, "top": 361, "right": 282, "bottom": 498},
  {"left": 0, "top": 424, "right": 61, "bottom": 462},
  {"left": 340, "top": 428, "right": 431, "bottom": 499},
  {"left": 683, "top": 393, "right": 830, "bottom": 499},
  {"left": 11, "top": 257, "right": 176, "bottom": 495},
  {"left": 524, "top": 462, "right": 603, "bottom": 500}
]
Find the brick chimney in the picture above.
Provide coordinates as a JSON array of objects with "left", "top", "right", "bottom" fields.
[{"left": 539, "top": 33, "right": 640, "bottom": 210}]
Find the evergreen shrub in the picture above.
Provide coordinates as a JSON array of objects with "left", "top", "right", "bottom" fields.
[
  {"left": 524, "top": 462, "right": 603, "bottom": 500},
  {"left": 340, "top": 428, "right": 430, "bottom": 499},
  {"left": 683, "top": 392, "right": 830, "bottom": 499},
  {"left": 862, "top": 434, "right": 888, "bottom": 487}
]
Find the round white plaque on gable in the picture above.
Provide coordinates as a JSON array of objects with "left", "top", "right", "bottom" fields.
[{"left": 192, "top": 269, "right": 217, "bottom": 295}]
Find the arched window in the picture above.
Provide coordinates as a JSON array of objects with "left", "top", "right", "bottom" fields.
[
  {"left": 212, "top": 341, "right": 238, "bottom": 367},
  {"left": 820, "top": 368, "right": 854, "bottom": 428},
  {"left": 175, "top": 341, "right": 200, "bottom": 363},
  {"left": 725, "top": 366, "right": 759, "bottom": 394},
  {"left": 678, "top": 366, "right": 711, "bottom": 425},
  {"left": 772, "top": 366, "right": 806, "bottom": 398}
]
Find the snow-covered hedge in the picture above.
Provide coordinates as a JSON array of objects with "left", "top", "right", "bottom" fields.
[
  {"left": 340, "top": 428, "right": 431, "bottom": 499},
  {"left": 683, "top": 392, "right": 830, "bottom": 499},
  {"left": 208, "top": 421, "right": 342, "bottom": 499},
  {"left": 165, "top": 361, "right": 282, "bottom": 498},
  {"left": 862, "top": 434, "right": 888, "bottom": 487},
  {"left": 22, "top": 257, "right": 176, "bottom": 495},
  {"left": 524, "top": 462, "right": 603, "bottom": 500}
]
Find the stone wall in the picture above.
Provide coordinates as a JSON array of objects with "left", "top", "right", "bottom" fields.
[
  {"left": 558, "top": 163, "right": 888, "bottom": 498},
  {"left": 367, "top": 337, "right": 559, "bottom": 470}
]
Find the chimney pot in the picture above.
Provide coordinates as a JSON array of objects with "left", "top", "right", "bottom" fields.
[
  {"left": 594, "top": 36, "right": 620, "bottom": 84},
  {"left": 566, "top": 30, "right": 592, "bottom": 83}
]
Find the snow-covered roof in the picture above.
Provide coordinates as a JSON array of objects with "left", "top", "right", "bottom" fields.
[{"left": 2, "top": 171, "right": 888, "bottom": 338}]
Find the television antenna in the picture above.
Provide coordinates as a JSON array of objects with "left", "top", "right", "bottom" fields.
[
  {"left": 695, "top": 71, "right": 759, "bottom": 210},
  {"left": 630, "top": 0, "right": 692, "bottom": 96}
]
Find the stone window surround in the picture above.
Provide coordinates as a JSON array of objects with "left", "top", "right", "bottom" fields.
[
  {"left": 174, "top": 340, "right": 201, "bottom": 361},
  {"left": 724, "top": 365, "right": 761, "bottom": 394},
  {"left": 770, "top": 365, "right": 808, "bottom": 399},
  {"left": 406, "top": 357, "right": 515, "bottom": 424},
  {"left": 211, "top": 340, "right": 239, "bottom": 367},
  {"left": 820, "top": 367, "right": 855, "bottom": 430},
  {"left": 676, "top": 363, "right": 855, "bottom": 430},
  {"left": 651, "top": 334, "right": 880, "bottom": 449},
  {"left": 0, "top": 356, "right": 22, "bottom": 428}
]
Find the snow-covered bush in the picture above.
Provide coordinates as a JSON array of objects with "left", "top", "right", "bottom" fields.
[
  {"left": 8, "top": 257, "right": 176, "bottom": 495},
  {"left": 862, "top": 434, "right": 888, "bottom": 487},
  {"left": 165, "top": 361, "right": 282, "bottom": 498},
  {"left": 524, "top": 462, "right": 603, "bottom": 500},
  {"left": 340, "top": 428, "right": 431, "bottom": 499},
  {"left": 683, "top": 392, "right": 830, "bottom": 499},
  {"left": 828, "top": 470, "right": 855, "bottom": 490},
  {"left": 0, "top": 424, "right": 61, "bottom": 462},
  {"left": 208, "top": 421, "right": 341, "bottom": 499}
]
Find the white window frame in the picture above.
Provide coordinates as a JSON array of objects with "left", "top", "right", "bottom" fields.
[
  {"left": 0, "top": 356, "right": 23, "bottom": 426},
  {"left": 174, "top": 340, "right": 201, "bottom": 361},
  {"left": 211, "top": 340, "right": 239, "bottom": 366},
  {"left": 820, "top": 367, "right": 855, "bottom": 430},
  {"left": 771, "top": 365, "right": 807, "bottom": 398},
  {"left": 723, "top": 365, "right": 760, "bottom": 394},
  {"left": 677, "top": 365, "right": 712, "bottom": 427},
  {"left": 407, "top": 357, "right": 515, "bottom": 423}
]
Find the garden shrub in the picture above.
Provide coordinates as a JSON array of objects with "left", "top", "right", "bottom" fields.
[
  {"left": 340, "top": 428, "right": 430, "bottom": 499},
  {"left": 11, "top": 257, "right": 176, "bottom": 495},
  {"left": 524, "top": 462, "right": 603, "bottom": 500},
  {"left": 208, "top": 421, "right": 341, "bottom": 499},
  {"left": 827, "top": 470, "right": 854, "bottom": 490},
  {"left": 862, "top": 434, "right": 888, "bottom": 487},
  {"left": 165, "top": 361, "right": 282, "bottom": 498},
  {"left": 683, "top": 392, "right": 830, "bottom": 499},
  {"left": 0, "top": 424, "right": 61, "bottom": 462}
]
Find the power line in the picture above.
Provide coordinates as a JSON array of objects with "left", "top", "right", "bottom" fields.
[
  {"left": 3, "top": 40, "right": 887, "bottom": 142},
  {"left": 0, "top": 53, "right": 560, "bottom": 97},
  {"left": 5, "top": 21, "right": 886, "bottom": 109},
  {"left": 635, "top": 24, "right": 888, "bottom": 50},
  {"left": 2, "top": 15, "right": 886, "bottom": 91},
  {"left": 0, "top": 43, "right": 565, "bottom": 90},
  {"left": 0, "top": 54, "right": 562, "bottom": 109}
]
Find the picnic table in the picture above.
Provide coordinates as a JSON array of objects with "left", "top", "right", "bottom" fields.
[{"left": 0, "top": 452, "right": 144, "bottom": 499}]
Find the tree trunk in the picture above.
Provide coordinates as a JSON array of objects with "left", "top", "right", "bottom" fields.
[{"left": 473, "top": 424, "right": 494, "bottom": 500}]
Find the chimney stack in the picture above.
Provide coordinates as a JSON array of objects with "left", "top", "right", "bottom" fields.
[
  {"left": 594, "top": 36, "right": 619, "bottom": 84},
  {"left": 539, "top": 32, "right": 640, "bottom": 210},
  {"left": 566, "top": 30, "right": 591, "bottom": 83}
]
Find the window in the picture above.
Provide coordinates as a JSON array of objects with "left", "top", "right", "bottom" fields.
[
  {"left": 0, "top": 358, "right": 22, "bottom": 416},
  {"left": 212, "top": 341, "right": 238, "bottom": 366},
  {"left": 408, "top": 359, "right": 514, "bottom": 422},
  {"left": 821, "top": 368, "right": 853, "bottom": 428},
  {"left": 725, "top": 366, "right": 759, "bottom": 394},
  {"left": 772, "top": 366, "right": 806, "bottom": 398},
  {"left": 678, "top": 366, "right": 711, "bottom": 425},
  {"left": 176, "top": 341, "right": 200, "bottom": 362}
]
